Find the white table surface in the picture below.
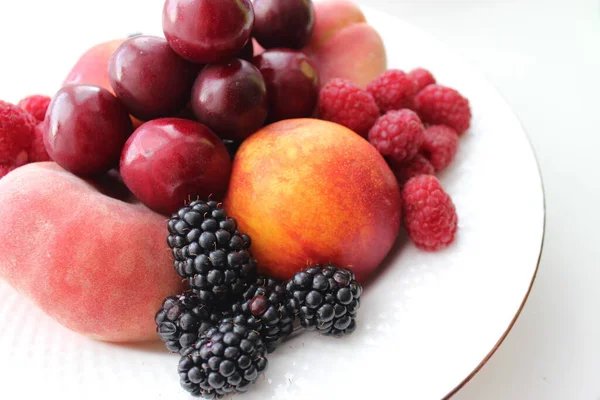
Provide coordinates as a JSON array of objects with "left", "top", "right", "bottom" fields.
[
  {"left": 1, "top": 0, "right": 598, "bottom": 399},
  {"left": 355, "top": 0, "right": 600, "bottom": 398}
]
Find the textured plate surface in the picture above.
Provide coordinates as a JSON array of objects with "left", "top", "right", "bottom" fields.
[{"left": 0, "top": 3, "right": 544, "bottom": 399}]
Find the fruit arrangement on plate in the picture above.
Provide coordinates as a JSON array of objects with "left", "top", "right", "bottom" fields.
[{"left": 0, "top": 0, "right": 471, "bottom": 398}]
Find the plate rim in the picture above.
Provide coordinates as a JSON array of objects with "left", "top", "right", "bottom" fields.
[{"left": 356, "top": 6, "right": 547, "bottom": 397}]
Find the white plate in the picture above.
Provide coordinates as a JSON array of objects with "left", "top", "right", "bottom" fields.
[{"left": 0, "top": 2, "right": 544, "bottom": 399}]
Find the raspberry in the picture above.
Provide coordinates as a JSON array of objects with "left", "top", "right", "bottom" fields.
[
  {"left": 318, "top": 78, "right": 380, "bottom": 137},
  {"left": 402, "top": 175, "right": 458, "bottom": 251},
  {"left": 408, "top": 68, "right": 436, "bottom": 93},
  {"left": 413, "top": 84, "right": 471, "bottom": 134},
  {"left": 368, "top": 109, "right": 424, "bottom": 163},
  {"left": 366, "top": 69, "right": 418, "bottom": 113},
  {"left": 388, "top": 154, "right": 435, "bottom": 185},
  {"left": 420, "top": 125, "right": 459, "bottom": 171},
  {"left": 28, "top": 123, "right": 51, "bottom": 162},
  {"left": 0, "top": 100, "right": 36, "bottom": 165},
  {"left": 17, "top": 95, "right": 51, "bottom": 123}
]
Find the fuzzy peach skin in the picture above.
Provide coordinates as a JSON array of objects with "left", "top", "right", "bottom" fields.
[
  {"left": 304, "top": 1, "right": 387, "bottom": 88},
  {"left": 224, "top": 119, "right": 401, "bottom": 283},
  {"left": 304, "top": 0, "right": 366, "bottom": 53},
  {"left": 0, "top": 163, "right": 183, "bottom": 342}
]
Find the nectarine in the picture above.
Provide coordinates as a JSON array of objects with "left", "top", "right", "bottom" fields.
[
  {"left": 224, "top": 119, "right": 401, "bottom": 283},
  {"left": 0, "top": 163, "right": 184, "bottom": 342}
]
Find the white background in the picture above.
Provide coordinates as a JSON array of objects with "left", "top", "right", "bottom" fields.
[
  {"left": 354, "top": 0, "right": 600, "bottom": 399},
  {"left": 0, "top": 0, "right": 598, "bottom": 399}
]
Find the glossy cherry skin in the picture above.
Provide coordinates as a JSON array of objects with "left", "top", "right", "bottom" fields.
[
  {"left": 108, "top": 35, "right": 198, "bottom": 121},
  {"left": 252, "top": 49, "right": 319, "bottom": 121},
  {"left": 162, "top": 0, "right": 254, "bottom": 64},
  {"left": 120, "top": 118, "right": 231, "bottom": 215},
  {"left": 44, "top": 84, "right": 133, "bottom": 177},
  {"left": 253, "top": 0, "right": 315, "bottom": 49},
  {"left": 191, "top": 59, "right": 268, "bottom": 141}
]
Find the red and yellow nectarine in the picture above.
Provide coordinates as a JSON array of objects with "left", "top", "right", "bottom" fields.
[{"left": 224, "top": 119, "right": 401, "bottom": 283}]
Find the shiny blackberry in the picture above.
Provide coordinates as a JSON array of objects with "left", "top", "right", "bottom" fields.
[
  {"left": 178, "top": 315, "right": 268, "bottom": 398},
  {"left": 167, "top": 200, "right": 257, "bottom": 303},
  {"left": 286, "top": 264, "right": 362, "bottom": 337},
  {"left": 232, "top": 276, "right": 296, "bottom": 353},
  {"left": 155, "top": 292, "right": 227, "bottom": 354}
]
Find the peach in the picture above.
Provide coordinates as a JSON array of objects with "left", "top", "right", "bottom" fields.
[
  {"left": 304, "top": 0, "right": 366, "bottom": 53},
  {"left": 63, "top": 38, "right": 124, "bottom": 92},
  {"left": 0, "top": 163, "right": 183, "bottom": 342},
  {"left": 224, "top": 119, "right": 401, "bottom": 283},
  {"left": 303, "top": 1, "right": 387, "bottom": 88}
]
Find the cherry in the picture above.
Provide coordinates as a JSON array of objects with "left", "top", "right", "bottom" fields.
[
  {"left": 162, "top": 0, "right": 254, "bottom": 64},
  {"left": 119, "top": 118, "right": 231, "bottom": 215},
  {"left": 253, "top": 0, "right": 315, "bottom": 50},
  {"left": 109, "top": 35, "right": 198, "bottom": 121},
  {"left": 44, "top": 85, "right": 133, "bottom": 177},
  {"left": 191, "top": 59, "right": 268, "bottom": 141},
  {"left": 253, "top": 49, "right": 319, "bottom": 121}
]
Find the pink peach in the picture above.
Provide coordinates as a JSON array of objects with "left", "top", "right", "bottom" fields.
[
  {"left": 308, "top": 22, "right": 387, "bottom": 88},
  {"left": 304, "top": 0, "right": 366, "bottom": 53},
  {"left": 0, "top": 163, "right": 183, "bottom": 342}
]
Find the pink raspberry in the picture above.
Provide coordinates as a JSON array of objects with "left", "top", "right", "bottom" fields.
[
  {"left": 18, "top": 95, "right": 51, "bottom": 123},
  {"left": 368, "top": 109, "right": 424, "bottom": 163},
  {"left": 318, "top": 78, "right": 380, "bottom": 137},
  {"left": 28, "top": 122, "right": 51, "bottom": 162},
  {"left": 408, "top": 68, "right": 436, "bottom": 93},
  {"left": 413, "top": 84, "right": 471, "bottom": 134},
  {"left": 0, "top": 100, "right": 36, "bottom": 165},
  {"left": 388, "top": 154, "right": 435, "bottom": 185},
  {"left": 367, "top": 69, "right": 418, "bottom": 113},
  {"left": 420, "top": 125, "right": 459, "bottom": 171},
  {"left": 403, "top": 175, "right": 458, "bottom": 251}
]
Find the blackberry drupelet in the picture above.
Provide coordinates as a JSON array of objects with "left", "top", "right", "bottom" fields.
[
  {"left": 155, "top": 292, "right": 227, "bottom": 354},
  {"left": 167, "top": 200, "right": 257, "bottom": 303},
  {"left": 231, "top": 276, "right": 296, "bottom": 353},
  {"left": 178, "top": 315, "right": 268, "bottom": 398},
  {"left": 286, "top": 264, "right": 362, "bottom": 337}
]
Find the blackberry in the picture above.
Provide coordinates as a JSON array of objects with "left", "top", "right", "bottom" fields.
[
  {"left": 167, "top": 200, "right": 256, "bottom": 303},
  {"left": 155, "top": 292, "right": 227, "bottom": 354},
  {"left": 231, "top": 276, "right": 296, "bottom": 353},
  {"left": 286, "top": 265, "right": 362, "bottom": 337},
  {"left": 178, "top": 315, "right": 268, "bottom": 398}
]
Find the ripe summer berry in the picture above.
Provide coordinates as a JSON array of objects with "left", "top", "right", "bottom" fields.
[
  {"left": 413, "top": 84, "right": 471, "bottom": 134},
  {"left": 366, "top": 69, "right": 418, "bottom": 113},
  {"left": 167, "top": 200, "right": 257, "bottom": 304},
  {"left": 17, "top": 95, "right": 51, "bottom": 122},
  {"left": 155, "top": 292, "right": 226, "bottom": 354},
  {"left": 0, "top": 100, "right": 36, "bottom": 168},
  {"left": 178, "top": 315, "right": 268, "bottom": 398},
  {"left": 318, "top": 78, "right": 380, "bottom": 137},
  {"left": 388, "top": 154, "right": 435, "bottom": 185},
  {"left": 408, "top": 68, "right": 436, "bottom": 93},
  {"left": 231, "top": 276, "right": 295, "bottom": 353},
  {"left": 286, "top": 264, "right": 362, "bottom": 337},
  {"left": 368, "top": 109, "right": 425, "bottom": 163},
  {"left": 29, "top": 123, "right": 51, "bottom": 162},
  {"left": 402, "top": 175, "right": 458, "bottom": 251},
  {"left": 421, "top": 125, "right": 459, "bottom": 171}
]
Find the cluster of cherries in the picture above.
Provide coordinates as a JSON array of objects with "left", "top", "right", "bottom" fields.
[{"left": 43, "top": 0, "right": 317, "bottom": 215}]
